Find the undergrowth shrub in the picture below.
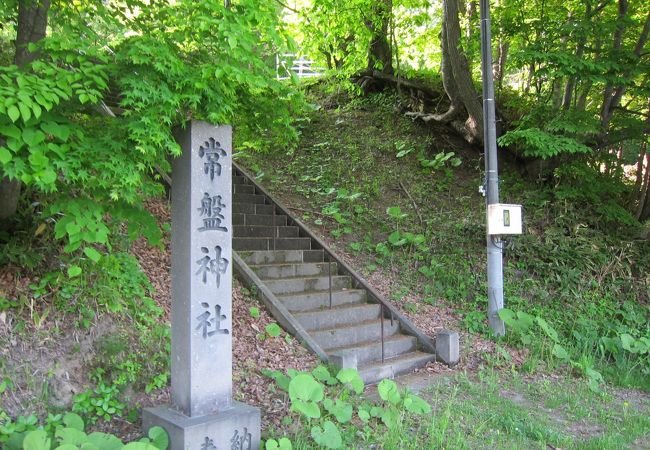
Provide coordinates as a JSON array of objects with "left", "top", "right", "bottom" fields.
[
  {"left": 262, "top": 366, "right": 432, "bottom": 449},
  {"left": 0, "top": 412, "right": 168, "bottom": 450}
]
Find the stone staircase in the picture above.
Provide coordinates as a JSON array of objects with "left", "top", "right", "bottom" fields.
[{"left": 231, "top": 165, "right": 437, "bottom": 384}]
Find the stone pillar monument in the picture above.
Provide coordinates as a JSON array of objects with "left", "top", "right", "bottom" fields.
[{"left": 143, "top": 121, "right": 260, "bottom": 450}]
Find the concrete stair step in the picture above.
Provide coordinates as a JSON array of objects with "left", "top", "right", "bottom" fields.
[
  {"left": 295, "top": 303, "right": 380, "bottom": 331},
  {"left": 233, "top": 184, "right": 255, "bottom": 194},
  {"left": 233, "top": 237, "right": 311, "bottom": 251},
  {"left": 277, "top": 289, "right": 366, "bottom": 312},
  {"left": 238, "top": 250, "right": 324, "bottom": 265},
  {"left": 233, "top": 175, "right": 249, "bottom": 185},
  {"left": 251, "top": 262, "right": 337, "bottom": 279},
  {"left": 234, "top": 225, "right": 299, "bottom": 238},
  {"left": 358, "top": 351, "right": 436, "bottom": 384},
  {"left": 311, "top": 319, "right": 400, "bottom": 350},
  {"left": 234, "top": 203, "right": 275, "bottom": 215},
  {"left": 233, "top": 193, "right": 267, "bottom": 204},
  {"left": 233, "top": 213, "right": 287, "bottom": 226},
  {"left": 264, "top": 275, "right": 351, "bottom": 295},
  {"left": 327, "top": 334, "right": 417, "bottom": 367}
]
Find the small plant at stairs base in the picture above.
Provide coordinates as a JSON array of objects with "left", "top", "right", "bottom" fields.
[{"left": 262, "top": 365, "right": 431, "bottom": 449}]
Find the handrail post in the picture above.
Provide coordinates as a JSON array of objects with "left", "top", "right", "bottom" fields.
[
  {"left": 328, "top": 253, "right": 332, "bottom": 309},
  {"left": 380, "top": 304, "right": 385, "bottom": 363}
]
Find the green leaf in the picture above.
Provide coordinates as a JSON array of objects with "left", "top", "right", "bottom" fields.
[
  {"left": 335, "top": 368, "right": 364, "bottom": 394},
  {"left": 23, "top": 430, "right": 51, "bottom": 450},
  {"left": 536, "top": 317, "right": 559, "bottom": 343},
  {"left": 55, "top": 427, "right": 87, "bottom": 445},
  {"left": 552, "top": 344, "right": 570, "bottom": 361},
  {"left": 312, "top": 365, "right": 337, "bottom": 385},
  {"left": 288, "top": 373, "right": 324, "bottom": 403},
  {"left": 291, "top": 399, "right": 321, "bottom": 419},
  {"left": 7, "top": 105, "right": 20, "bottom": 123},
  {"left": 63, "top": 412, "right": 84, "bottom": 431},
  {"left": 380, "top": 407, "right": 400, "bottom": 429},
  {"left": 87, "top": 432, "right": 123, "bottom": 450},
  {"left": 377, "top": 379, "right": 401, "bottom": 405},
  {"left": 83, "top": 247, "right": 102, "bottom": 263},
  {"left": 0, "top": 124, "right": 21, "bottom": 139},
  {"left": 311, "top": 420, "right": 342, "bottom": 449},
  {"left": 54, "top": 445, "right": 79, "bottom": 450},
  {"left": 19, "top": 102, "right": 32, "bottom": 122},
  {"left": 0, "top": 147, "right": 12, "bottom": 165},
  {"left": 67, "top": 265, "right": 82, "bottom": 278},
  {"left": 249, "top": 307, "right": 260, "bottom": 318},
  {"left": 265, "top": 322, "right": 282, "bottom": 337},
  {"left": 41, "top": 122, "right": 71, "bottom": 142},
  {"left": 123, "top": 443, "right": 158, "bottom": 450},
  {"left": 323, "top": 398, "right": 353, "bottom": 423},
  {"left": 266, "top": 438, "right": 293, "bottom": 450},
  {"left": 403, "top": 393, "right": 431, "bottom": 414},
  {"left": 147, "top": 426, "right": 168, "bottom": 450},
  {"left": 357, "top": 408, "right": 370, "bottom": 422}
]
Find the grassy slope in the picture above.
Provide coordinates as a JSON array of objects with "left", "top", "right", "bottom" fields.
[{"left": 239, "top": 82, "right": 650, "bottom": 447}]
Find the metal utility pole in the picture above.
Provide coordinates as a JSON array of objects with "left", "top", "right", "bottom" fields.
[{"left": 479, "top": 0, "right": 505, "bottom": 336}]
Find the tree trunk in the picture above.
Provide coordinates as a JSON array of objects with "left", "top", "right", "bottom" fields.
[
  {"left": 367, "top": 0, "right": 393, "bottom": 74},
  {"left": 437, "top": 0, "right": 484, "bottom": 143},
  {"left": 494, "top": 40, "right": 509, "bottom": 92},
  {"left": 0, "top": 0, "right": 51, "bottom": 222},
  {"left": 638, "top": 151, "right": 650, "bottom": 221},
  {"left": 598, "top": 1, "right": 650, "bottom": 135}
]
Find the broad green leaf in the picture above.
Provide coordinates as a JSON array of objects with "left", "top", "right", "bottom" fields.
[
  {"left": 552, "top": 344, "right": 570, "bottom": 361},
  {"left": 54, "top": 445, "right": 79, "bottom": 450},
  {"left": 335, "top": 368, "right": 364, "bottom": 394},
  {"left": 67, "top": 265, "right": 82, "bottom": 278},
  {"left": 23, "top": 430, "right": 51, "bottom": 450},
  {"left": 312, "top": 365, "right": 337, "bottom": 385},
  {"left": 7, "top": 105, "right": 20, "bottom": 123},
  {"left": 536, "top": 317, "right": 559, "bottom": 343},
  {"left": 377, "top": 379, "right": 401, "bottom": 405},
  {"left": 380, "top": 407, "right": 400, "bottom": 429},
  {"left": 123, "top": 443, "right": 158, "bottom": 450},
  {"left": 55, "top": 427, "right": 87, "bottom": 445},
  {"left": 323, "top": 398, "right": 353, "bottom": 423},
  {"left": 0, "top": 124, "right": 21, "bottom": 139},
  {"left": 147, "top": 426, "right": 168, "bottom": 450},
  {"left": 0, "top": 147, "right": 12, "bottom": 165},
  {"left": 403, "top": 394, "right": 431, "bottom": 414},
  {"left": 83, "top": 247, "right": 102, "bottom": 263},
  {"left": 619, "top": 333, "right": 634, "bottom": 352},
  {"left": 266, "top": 438, "right": 292, "bottom": 450},
  {"left": 63, "top": 412, "right": 84, "bottom": 431},
  {"left": 311, "top": 420, "right": 342, "bottom": 449},
  {"left": 357, "top": 408, "right": 370, "bottom": 422},
  {"left": 291, "top": 399, "right": 321, "bottom": 418},
  {"left": 288, "top": 373, "right": 323, "bottom": 402},
  {"left": 19, "top": 103, "right": 32, "bottom": 122},
  {"left": 87, "top": 432, "right": 123, "bottom": 450}
]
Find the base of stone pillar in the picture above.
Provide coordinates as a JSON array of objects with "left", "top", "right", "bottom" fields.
[{"left": 143, "top": 401, "right": 260, "bottom": 450}]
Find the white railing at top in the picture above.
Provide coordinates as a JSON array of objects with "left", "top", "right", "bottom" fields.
[{"left": 276, "top": 54, "right": 324, "bottom": 80}]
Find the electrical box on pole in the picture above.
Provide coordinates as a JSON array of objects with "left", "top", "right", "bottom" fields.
[{"left": 487, "top": 204, "right": 523, "bottom": 235}]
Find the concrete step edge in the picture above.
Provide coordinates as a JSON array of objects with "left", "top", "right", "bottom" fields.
[
  {"left": 311, "top": 318, "right": 397, "bottom": 334},
  {"left": 276, "top": 288, "right": 364, "bottom": 299},
  {"left": 294, "top": 302, "right": 379, "bottom": 317},
  {"left": 358, "top": 351, "right": 435, "bottom": 372},
  {"left": 327, "top": 333, "right": 415, "bottom": 354}
]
